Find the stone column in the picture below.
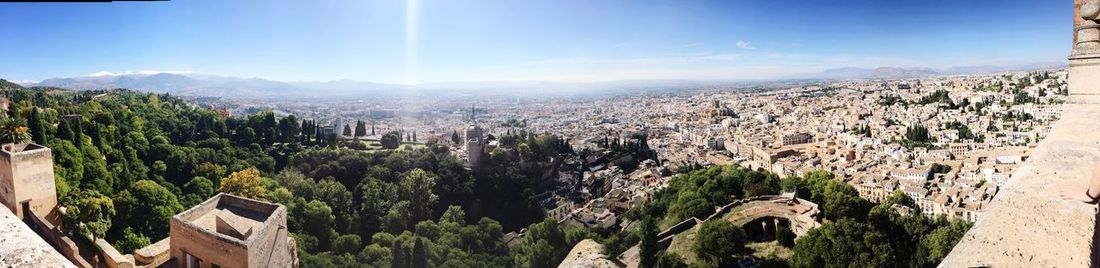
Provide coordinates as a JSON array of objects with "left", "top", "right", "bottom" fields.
[{"left": 1071, "top": 0, "right": 1100, "bottom": 103}]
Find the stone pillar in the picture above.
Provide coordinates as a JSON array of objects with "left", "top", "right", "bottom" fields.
[{"left": 1071, "top": 0, "right": 1100, "bottom": 103}]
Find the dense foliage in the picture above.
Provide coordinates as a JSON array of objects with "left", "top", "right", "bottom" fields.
[{"left": 642, "top": 166, "right": 972, "bottom": 267}]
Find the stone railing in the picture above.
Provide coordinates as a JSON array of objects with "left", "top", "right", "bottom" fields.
[{"left": 940, "top": 2, "right": 1100, "bottom": 265}]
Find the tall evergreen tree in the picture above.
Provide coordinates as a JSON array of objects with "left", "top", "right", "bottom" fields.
[
  {"left": 640, "top": 215, "right": 659, "bottom": 268},
  {"left": 355, "top": 120, "right": 367, "bottom": 137},
  {"left": 27, "top": 107, "right": 47, "bottom": 144},
  {"left": 391, "top": 242, "right": 407, "bottom": 268},
  {"left": 411, "top": 237, "right": 428, "bottom": 268}
]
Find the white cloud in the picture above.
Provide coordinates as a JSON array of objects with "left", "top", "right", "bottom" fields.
[
  {"left": 736, "top": 41, "right": 755, "bottom": 50},
  {"left": 84, "top": 70, "right": 194, "bottom": 77}
]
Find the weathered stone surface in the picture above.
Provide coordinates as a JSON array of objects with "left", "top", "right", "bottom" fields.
[
  {"left": 559, "top": 239, "right": 623, "bottom": 268},
  {"left": 0, "top": 204, "right": 76, "bottom": 268},
  {"left": 940, "top": 103, "right": 1100, "bottom": 267}
]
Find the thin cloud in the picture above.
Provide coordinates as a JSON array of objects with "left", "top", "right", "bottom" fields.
[{"left": 736, "top": 41, "right": 755, "bottom": 50}]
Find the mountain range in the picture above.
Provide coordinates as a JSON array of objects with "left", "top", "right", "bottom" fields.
[{"left": 17, "top": 62, "right": 1067, "bottom": 98}]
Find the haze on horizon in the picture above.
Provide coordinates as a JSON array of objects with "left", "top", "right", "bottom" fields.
[{"left": 0, "top": 0, "right": 1070, "bottom": 85}]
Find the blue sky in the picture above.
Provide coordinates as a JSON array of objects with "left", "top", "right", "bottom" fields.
[{"left": 0, "top": 0, "right": 1070, "bottom": 84}]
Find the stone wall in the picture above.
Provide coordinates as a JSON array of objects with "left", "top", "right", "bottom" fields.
[
  {"left": 941, "top": 2, "right": 1100, "bottom": 266},
  {"left": 0, "top": 204, "right": 75, "bottom": 268}
]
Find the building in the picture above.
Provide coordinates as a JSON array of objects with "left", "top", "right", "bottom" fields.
[
  {"left": 170, "top": 193, "right": 298, "bottom": 268},
  {"left": 781, "top": 132, "right": 814, "bottom": 146},
  {"left": 0, "top": 143, "right": 57, "bottom": 221},
  {"left": 465, "top": 125, "right": 485, "bottom": 168}
]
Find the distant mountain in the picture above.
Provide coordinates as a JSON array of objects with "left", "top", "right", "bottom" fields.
[
  {"left": 26, "top": 73, "right": 406, "bottom": 97},
  {"left": 937, "top": 62, "right": 1067, "bottom": 75},
  {"left": 800, "top": 62, "right": 1068, "bottom": 80},
  {"left": 20, "top": 61, "right": 1068, "bottom": 98},
  {"left": 815, "top": 67, "right": 941, "bottom": 80}
]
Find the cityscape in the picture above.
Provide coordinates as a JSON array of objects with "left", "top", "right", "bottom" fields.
[{"left": 0, "top": 1, "right": 1093, "bottom": 268}]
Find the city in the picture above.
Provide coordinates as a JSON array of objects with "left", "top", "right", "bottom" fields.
[{"left": 0, "top": 1, "right": 1092, "bottom": 268}]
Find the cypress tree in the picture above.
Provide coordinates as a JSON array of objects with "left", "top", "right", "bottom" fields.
[
  {"left": 411, "top": 237, "right": 428, "bottom": 268},
  {"left": 27, "top": 108, "right": 46, "bottom": 144},
  {"left": 391, "top": 242, "right": 406, "bottom": 268}
]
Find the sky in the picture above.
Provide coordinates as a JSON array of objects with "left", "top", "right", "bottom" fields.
[{"left": 0, "top": 0, "right": 1071, "bottom": 84}]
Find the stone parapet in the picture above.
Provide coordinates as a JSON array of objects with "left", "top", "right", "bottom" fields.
[{"left": 940, "top": 103, "right": 1100, "bottom": 267}]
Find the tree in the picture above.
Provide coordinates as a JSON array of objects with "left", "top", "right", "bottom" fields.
[
  {"left": 381, "top": 131, "right": 401, "bottom": 149},
  {"left": 60, "top": 189, "right": 115, "bottom": 239},
  {"left": 218, "top": 167, "right": 267, "bottom": 200},
  {"left": 655, "top": 252, "right": 688, "bottom": 268},
  {"left": 514, "top": 219, "right": 569, "bottom": 268},
  {"left": 304, "top": 200, "right": 336, "bottom": 251},
  {"left": 114, "top": 180, "right": 184, "bottom": 240},
  {"left": 411, "top": 237, "right": 429, "bottom": 268},
  {"left": 921, "top": 220, "right": 972, "bottom": 263},
  {"left": 399, "top": 169, "right": 438, "bottom": 223},
  {"left": 451, "top": 130, "right": 461, "bottom": 145},
  {"left": 27, "top": 107, "right": 47, "bottom": 144},
  {"left": 355, "top": 120, "right": 367, "bottom": 137},
  {"left": 0, "top": 116, "right": 31, "bottom": 144},
  {"left": 343, "top": 124, "right": 353, "bottom": 136},
  {"left": 692, "top": 219, "right": 746, "bottom": 266},
  {"left": 181, "top": 177, "right": 215, "bottom": 207},
  {"left": 639, "top": 216, "right": 659, "bottom": 268},
  {"left": 792, "top": 219, "right": 896, "bottom": 268},
  {"left": 114, "top": 227, "right": 150, "bottom": 253},
  {"left": 391, "top": 241, "right": 408, "bottom": 268},
  {"left": 333, "top": 234, "right": 362, "bottom": 255}
]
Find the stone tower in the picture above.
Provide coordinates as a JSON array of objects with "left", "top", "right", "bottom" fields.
[
  {"left": 0, "top": 143, "right": 57, "bottom": 221},
  {"left": 465, "top": 125, "right": 485, "bottom": 168}
]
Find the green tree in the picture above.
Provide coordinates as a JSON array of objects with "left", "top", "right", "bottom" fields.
[
  {"left": 391, "top": 242, "right": 408, "bottom": 268},
  {"left": 60, "top": 189, "right": 115, "bottom": 239},
  {"left": 399, "top": 169, "right": 438, "bottom": 224},
  {"left": 692, "top": 219, "right": 747, "bottom": 266},
  {"left": 792, "top": 219, "right": 897, "bottom": 268},
  {"left": 333, "top": 234, "right": 363, "bottom": 255},
  {"left": 655, "top": 252, "right": 688, "bottom": 268},
  {"left": 27, "top": 107, "right": 47, "bottom": 144},
  {"left": 0, "top": 116, "right": 31, "bottom": 144},
  {"left": 411, "top": 237, "right": 429, "bottom": 268},
  {"left": 303, "top": 200, "right": 336, "bottom": 251},
  {"left": 514, "top": 219, "right": 569, "bottom": 268},
  {"left": 355, "top": 120, "right": 367, "bottom": 137},
  {"left": 639, "top": 215, "right": 659, "bottom": 268},
  {"left": 114, "top": 227, "right": 151, "bottom": 253},
  {"left": 381, "top": 131, "right": 401, "bottom": 149},
  {"left": 114, "top": 180, "right": 184, "bottom": 240},
  {"left": 921, "top": 220, "right": 972, "bottom": 263}
]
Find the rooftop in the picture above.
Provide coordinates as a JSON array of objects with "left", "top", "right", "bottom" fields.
[{"left": 172, "top": 193, "right": 281, "bottom": 243}]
